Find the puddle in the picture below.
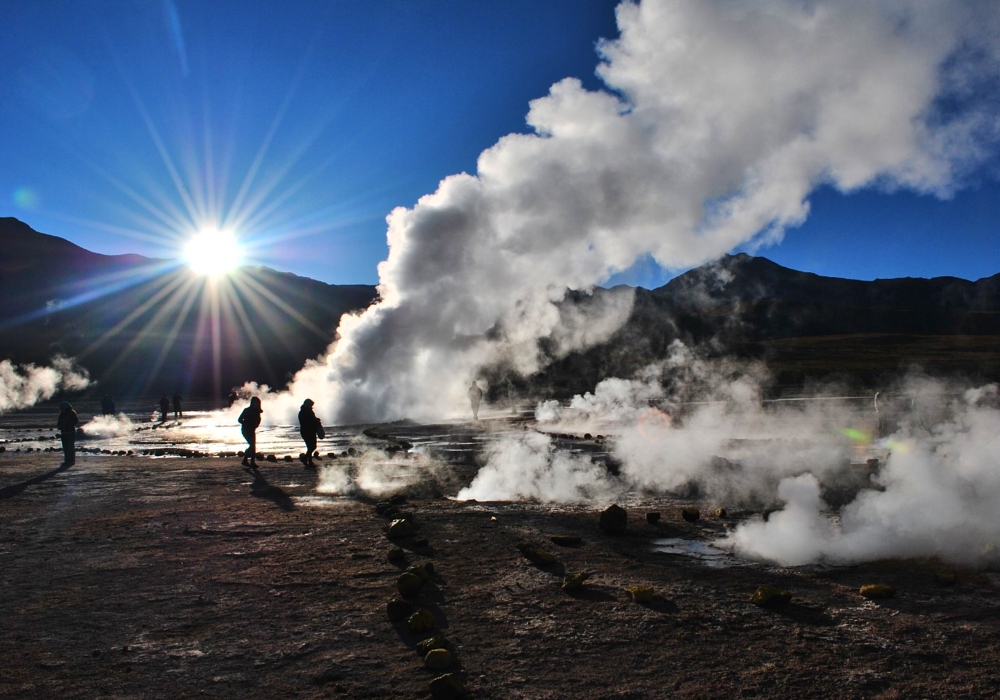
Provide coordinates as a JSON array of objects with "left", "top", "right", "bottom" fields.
[
  {"left": 293, "top": 495, "right": 351, "bottom": 508},
  {"left": 652, "top": 537, "right": 742, "bottom": 568}
]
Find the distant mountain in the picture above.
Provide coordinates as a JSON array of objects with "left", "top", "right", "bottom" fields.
[
  {"left": 524, "top": 253, "right": 1000, "bottom": 396},
  {"left": 4, "top": 217, "right": 999, "bottom": 402},
  {"left": 0, "top": 218, "right": 378, "bottom": 399}
]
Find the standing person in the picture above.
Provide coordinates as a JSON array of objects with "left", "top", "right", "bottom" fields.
[
  {"left": 158, "top": 395, "right": 170, "bottom": 423},
  {"left": 468, "top": 380, "right": 483, "bottom": 421},
  {"left": 297, "top": 399, "right": 324, "bottom": 469},
  {"left": 172, "top": 393, "right": 183, "bottom": 418},
  {"left": 57, "top": 401, "right": 79, "bottom": 467},
  {"left": 238, "top": 397, "right": 263, "bottom": 470}
]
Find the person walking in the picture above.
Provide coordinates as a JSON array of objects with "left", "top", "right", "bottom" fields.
[
  {"left": 468, "top": 380, "right": 483, "bottom": 421},
  {"left": 297, "top": 398, "right": 324, "bottom": 469},
  {"left": 238, "top": 397, "right": 263, "bottom": 471},
  {"left": 57, "top": 401, "right": 79, "bottom": 467},
  {"left": 158, "top": 395, "right": 170, "bottom": 423},
  {"left": 172, "top": 393, "right": 183, "bottom": 418}
]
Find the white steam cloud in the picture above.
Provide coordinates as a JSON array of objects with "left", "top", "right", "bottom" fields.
[
  {"left": 0, "top": 356, "right": 90, "bottom": 413},
  {"left": 462, "top": 354, "right": 1000, "bottom": 569},
  {"left": 252, "top": 0, "right": 1000, "bottom": 426}
]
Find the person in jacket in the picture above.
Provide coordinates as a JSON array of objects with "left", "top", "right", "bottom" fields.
[
  {"left": 238, "top": 397, "right": 263, "bottom": 470},
  {"left": 297, "top": 398, "right": 324, "bottom": 469},
  {"left": 172, "top": 393, "right": 183, "bottom": 418},
  {"left": 158, "top": 395, "right": 170, "bottom": 423},
  {"left": 57, "top": 401, "right": 79, "bottom": 466}
]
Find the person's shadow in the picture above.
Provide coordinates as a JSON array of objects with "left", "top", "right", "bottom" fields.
[
  {"left": 249, "top": 471, "right": 294, "bottom": 511},
  {"left": 0, "top": 462, "right": 72, "bottom": 500}
]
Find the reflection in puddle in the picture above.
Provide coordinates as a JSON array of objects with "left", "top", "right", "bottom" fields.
[
  {"left": 653, "top": 537, "right": 741, "bottom": 568},
  {"left": 293, "top": 495, "right": 351, "bottom": 508}
]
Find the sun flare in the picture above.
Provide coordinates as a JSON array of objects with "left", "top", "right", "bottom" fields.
[{"left": 183, "top": 228, "right": 244, "bottom": 277}]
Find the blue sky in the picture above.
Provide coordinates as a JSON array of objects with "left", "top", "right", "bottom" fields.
[{"left": 2, "top": 0, "right": 998, "bottom": 288}]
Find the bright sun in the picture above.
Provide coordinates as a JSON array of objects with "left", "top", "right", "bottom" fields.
[{"left": 183, "top": 228, "right": 244, "bottom": 277}]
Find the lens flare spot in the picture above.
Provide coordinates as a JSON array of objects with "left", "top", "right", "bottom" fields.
[
  {"left": 182, "top": 228, "right": 243, "bottom": 277},
  {"left": 841, "top": 427, "right": 869, "bottom": 444}
]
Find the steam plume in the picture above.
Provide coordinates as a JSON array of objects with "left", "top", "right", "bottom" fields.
[
  {"left": 0, "top": 356, "right": 91, "bottom": 413},
  {"left": 261, "top": 0, "right": 1000, "bottom": 425}
]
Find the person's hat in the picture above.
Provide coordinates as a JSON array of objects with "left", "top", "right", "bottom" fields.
[
  {"left": 302, "top": 398, "right": 314, "bottom": 406},
  {"left": 59, "top": 401, "right": 72, "bottom": 410}
]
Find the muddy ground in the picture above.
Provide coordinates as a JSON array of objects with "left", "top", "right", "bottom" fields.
[{"left": 2, "top": 437, "right": 1000, "bottom": 699}]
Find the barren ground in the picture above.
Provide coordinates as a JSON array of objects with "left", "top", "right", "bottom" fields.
[{"left": 2, "top": 441, "right": 1000, "bottom": 699}]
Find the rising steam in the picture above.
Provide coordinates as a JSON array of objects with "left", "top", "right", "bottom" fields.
[
  {"left": 251, "top": 0, "right": 1000, "bottom": 426},
  {"left": 0, "top": 356, "right": 90, "bottom": 414}
]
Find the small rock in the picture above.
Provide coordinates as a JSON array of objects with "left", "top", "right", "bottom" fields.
[
  {"left": 386, "top": 597, "right": 414, "bottom": 622},
  {"left": 750, "top": 585, "right": 792, "bottom": 607},
  {"left": 430, "top": 673, "right": 468, "bottom": 700},
  {"left": 417, "top": 636, "right": 449, "bottom": 654},
  {"left": 407, "top": 563, "right": 432, "bottom": 580},
  {"left": 397, "top": 572, "right": 424, "bottom": 597},
  {"left": 681, "top": 507, "right": 700, "bottom": 523},
  {"left": 626, "top": 585, "right": 655, "bottom": 603},
  {"left": 645, "top": 511, "right": 661, "bottom": 524},
  {"left": 935, "top": 572, "right": 957, "bottom": 586},
  {"left": 387, "top": 518, "right": 415, "bottom": 540},
  {"left": 562, "top": 571, "right": 591, "bottom": 591},
  {"left": 408, "top": 608, "right": 436, "bottom": 634},
  {"left": 599, "top": 504, "right": 628, "bottom": 535},
  {"left": 387, "top": 547, "right": 406, "bottom": 563},
  {"left": 859, "top": 584, "right": 895, "bottom": 599},
  {"left": 517, "top": 541, "right": 557, "bottom": 565},
  {"left": 715, "top": 507, "right": 728, "bottom": 519},
  {"left": 265, "top": 454, "right": 277, "bottom": 462},
  {"left": 424, "top": 648, "right": 453, "bottom": 670}
]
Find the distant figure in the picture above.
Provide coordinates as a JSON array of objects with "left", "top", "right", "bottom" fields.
[
  {"left": 874, "top": 390, "right": 883, "bottom": 437},
  {"left": 238, "top": 397, "right": 263, "bottom": 470},
  {"left": 297, "top": 398, "right": 325, "bottom": 469},
  {"left": 107, "top": 395, "right": 116, "bottom": 415},
  {"left": 468, "top": 380, "right": 483, "bottom": 421},
  {"left": 158, "top": 395, "right": 170, "bottom": 423},
  {"left": 227, "top": 390, "right": 239, "bottom": 408},
  {"left": 57, "top": 401, "right": 79, "bottom": 467},
  {"left": 100, "top": 394, "right": 111, "bottom": 416},
  {"left": 172, "top": 393, "right": 183, "bottom": 418}
]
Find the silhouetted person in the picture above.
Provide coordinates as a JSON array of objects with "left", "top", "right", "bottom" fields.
[
  {"left": 297, "top": 398, "right": 325, "bottom": 469},
  {"left": 238, "top": 396, "right": 263, "bottom": 470},
  {"left": 57, "top": 401, "right": 79, "bottom": 467},
  {"left": 107, "top": 395, "right": 115, "bottom": 415},
  {"left": 100, "top": 394, "right": 111, "bottom": 416},
  {"left": 158, "top": 395, "right": 170, "bottom": 423},
  {"left": 227, "top": 390, "right": 239, "bottom": 408},
  {"left": 468, "top": 380, "right": 483, "bottom": 421},
  {"left": 172, "top": 393, "right": 183, "bottom": 418}
]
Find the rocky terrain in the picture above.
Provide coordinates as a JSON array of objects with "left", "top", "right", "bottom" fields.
[{"left": 3, "top": 428, "right": 1000, "bottom": 699}]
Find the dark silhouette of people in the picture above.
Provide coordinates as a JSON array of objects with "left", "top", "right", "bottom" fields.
[
  {"left": 238, "top": 396, "right": 263, "bottom": 471},
  {"left": 107, "top": 395, "right": 115, "bottom": 415},
  {"left": 227, "top": 390, "right": 239, "bottom": 408},
  {"left": 57, "top": 401, "right": 79, "bottom": 467},
  {"left": 158, "top": 395, "right": 170, "bottom": 423},
  {"left": 297, "top": 398, "right": 325, "bottom": 469},
  {"left": 100, "top": 394, "right": 111, "bottom": 416},
  {"left": 468, "top": 380, "right": 483, "bottom": 420},
  {"left": 172, "top": 393, "right": 183, "bottom": 418}
]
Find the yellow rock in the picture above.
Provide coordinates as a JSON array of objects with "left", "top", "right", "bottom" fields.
[
  {"left": 750, "top": 585, "right": 792, "bottom": 607},
  {"left": 408, "top": 608, "right": 436, "bottom": 634},
  {"left": 424, "top": 648, "right": 453, "bottom": 670},
  {"left": 562, "top": 571, "right": 591, "bottom": 591},
  {"left": 626, "top": 585, "right": 654, "bottom": 603},
  {"left": 859, "top": 584, "right": 895, "bottom": 599}
]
